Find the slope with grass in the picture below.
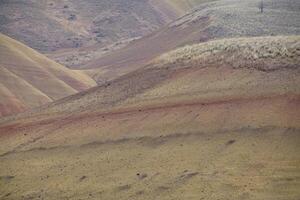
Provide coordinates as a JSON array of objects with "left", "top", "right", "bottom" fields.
[
  {"left": 0, "top": 33, "right": 96, "bottom": 117},
  {"left": 0, "top": 36, "right": 299, "bottom": 199},
  {"left": 85, "top": 0, "right": 300, "bottom": 83}
]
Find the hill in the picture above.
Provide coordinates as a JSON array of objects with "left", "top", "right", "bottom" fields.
[
  {"left": 0, "top": 33, "right": 96, "bottom": 117},
  {"left": 0, "top": 0, "right": 210, "bottom": 68},
  {"left": 0, "top": 36, "right": 299, "bottom": 199},
  {"left": 84, "top": 0, "right": 300, "bottom": 83},
  {"left": 0, "top": 0, "right": 173, "bottom": 52}
]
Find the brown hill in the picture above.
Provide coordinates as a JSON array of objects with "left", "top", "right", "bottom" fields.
[
  {"left": 0, "top": 36, "right": 299, "bottom": 199},
  {"left": 0, "top": 33, "right": 96, "bottom": 117},
  {"left": 84, "top": 0, "right": 300, "bottom": 83}
]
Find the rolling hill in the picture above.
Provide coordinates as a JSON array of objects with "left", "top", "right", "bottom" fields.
[
  {"left": 84, "top": 0, "right": 300, "bottom": 83},
  {"left": 1, "top": 1, "right": 299, "bottom": 199},
  {"left": 0, "top": 36, "right": 299, "bottom": 199},
  {"left": 0, "top": 33, "right": 96, "bottom": 117}
]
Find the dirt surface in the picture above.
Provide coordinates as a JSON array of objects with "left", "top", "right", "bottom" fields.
[{"left": 0, "top": 36, "right": 299, "bottom": 199}]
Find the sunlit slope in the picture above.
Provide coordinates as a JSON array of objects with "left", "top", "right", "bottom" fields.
[
  {"left": 0, "top": 33, "right": 96, "bottom": 117},
  {"left": 86, "top": 0, "right": 300, "bottom": 82}
]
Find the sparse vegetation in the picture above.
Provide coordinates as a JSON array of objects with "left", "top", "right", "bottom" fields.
[
  {"left": 154, "top": 36, "right": 300, "bottom": 72},
  {"left": 0, "top": 1, "right": 299, "bottom": 200}
]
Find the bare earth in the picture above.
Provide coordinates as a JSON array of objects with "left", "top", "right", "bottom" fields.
[
  {"left": 0, "top": 36, "right": 299, "bottom": 200},
  {"left": 0, "top": 33, "right": 96, "bottom": 117}
]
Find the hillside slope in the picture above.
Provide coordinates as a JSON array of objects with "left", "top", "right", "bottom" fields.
[
  {"left": 15, "top": 35, "right": 299, "bottom": 117},
  {"left": 0, "top": 0, "right": 173, "bottom": 52},
  {"left": 0, "top": 33, "right": 96, "bottom": 117},
  {"left": 0, "top": 36, "right": 299, "bottom": 199},
  {"left": 85, "top": 0, "right": 300, "bottom": 83},
  {"left": 0, "top": 0, "right": 209, "bottom": 68}
]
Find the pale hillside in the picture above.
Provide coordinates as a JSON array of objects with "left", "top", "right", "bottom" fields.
[{"left": 0, "top": 33, "right": 96, "bottom": 117}]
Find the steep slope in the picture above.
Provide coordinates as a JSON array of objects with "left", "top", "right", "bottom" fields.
[
  {"left": 0, "top": 33, "right": 96, "bottom": 117},
  {"left": 0, "top": 36, "right": 299, "bottom": 199},
  {"left": 85, "top": 0, "right": 300, "bottom": 83}
]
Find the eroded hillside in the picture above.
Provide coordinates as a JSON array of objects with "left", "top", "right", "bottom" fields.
[{"left": 0, "top": 33, "right": 96, "bottom": 117}]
